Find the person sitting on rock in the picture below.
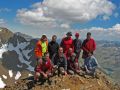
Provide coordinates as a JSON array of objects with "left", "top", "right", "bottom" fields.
[
  {"left": 67, "top": 53, "right": 81, "bottom": 75},
  {"left": 66, "top": 48, "right": 74, "bottom": 60},
  {"left": 34, "top": 52, "right": 53, "bottom": 83},
  {"left": 82, "top": 52, "right": 98, "bottom": 77},
  {"left": 52, "top": 47, "right": 67, "bottom": 76}
]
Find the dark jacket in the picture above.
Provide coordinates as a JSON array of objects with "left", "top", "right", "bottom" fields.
[
  {"left": 73, "top": 39, "right": 82, "bottom": 54},
  {"left": 48, "top": 41, "right": 59, "bottom": 59},
  {"left": 52, "top": 53, "right": 67, "bottom": 71}
]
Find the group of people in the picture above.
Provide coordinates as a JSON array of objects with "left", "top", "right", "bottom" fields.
[{"left": 34, "top": 31, "right": 98, "bottom": 84}]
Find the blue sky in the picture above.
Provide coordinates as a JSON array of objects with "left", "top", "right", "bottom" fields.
[
  {"left": 0, "top": 0, "right": 120, "bottom": 40},
  {"left": 0, "top": 0, "right": 41, "bottom": 26}
]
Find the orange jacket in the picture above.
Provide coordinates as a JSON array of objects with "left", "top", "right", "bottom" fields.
[{"left": 34, "top": 40, "right": 48, "bottom": 58}]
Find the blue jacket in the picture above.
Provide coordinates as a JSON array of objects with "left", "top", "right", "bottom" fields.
[{"left": 84, "top": 55, "right": 98, "bottom": 70}]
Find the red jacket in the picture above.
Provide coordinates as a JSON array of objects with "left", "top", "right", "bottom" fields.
[
  {"left": 60, "top": 37, "right": 74, "bottom": 54},
  {"left": 82, "top": 38, "right": 96, "bottom": 58},
  {"left": 67, "top": 58, "right": 79, "bottom": 71},
  {"left": 35, "top": 59, "right": 52, "bottom": 73}
]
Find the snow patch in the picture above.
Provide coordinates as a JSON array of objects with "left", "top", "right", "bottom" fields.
[
  {"left": 15, "top": 71, "right": 21, "bottom": 80},
  {"left": 9, "top": 70, "right": 13, "bottom": 78},
  {"left": 22, "top": 49, "right": 33, "bottom": 60},
  {"left": 0, "top": 28, "right": 2, "bottom": 32},
  {"left": 0, "top": 42, "right": 34, "bottom": 72},
  {"left": 62, "top": 89, "right": 70, "bottom": 90},
  {"left": 0, "top": 77, "right": 6, "bottom": 88},
  {"left": 17, "top": 64, "right": 23, "bottom": 68},
  {"left": 8, "top": 42, "right": 34, "bottom": 71},
  {"left": 2, "top": 75, "right": 7, "bottom": 79},
  {"left": 27, "top": 63, "right": 34, "bottom": 71},
  {"left": 28, "top": 74, "right": 33, "bottom": 77},
  {"left": 0, "top": 44, "right": 7, "bottom": 58}
]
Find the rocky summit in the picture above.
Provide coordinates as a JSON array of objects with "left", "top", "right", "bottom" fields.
[{"left": 3, "top": 70, "right": 120, "bottom": 90}]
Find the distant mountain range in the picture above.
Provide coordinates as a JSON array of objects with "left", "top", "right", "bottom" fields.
[{"left": 96, "top": 40, "right": 120, "bottom": 47}]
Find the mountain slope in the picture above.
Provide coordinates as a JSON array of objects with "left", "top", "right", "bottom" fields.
[{"left": 0, "top": 28, "right": 38, "bottom": 72}]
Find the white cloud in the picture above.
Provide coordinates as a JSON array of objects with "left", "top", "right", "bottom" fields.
[
  {"left": 0, "top": 18, "right": 7, "bottom": 27},
  {"left": 60, "top": 23, "right": 70, "bottom": 29},
  {"left": 44, "top": 0, "right": 115, "bottom": 22},
  {"left": 112, "top": 23, "right": 120, "bottom": 31},
  {"left": 31, "top": 2, "right": 42, "bottom": 8},
  {"left": 0, "top": 8, "right": 11, "bottom": 13},
  {"left": 0, "top": 19, "right": 5, "bottom": 24},
  {"left": 17, "top": 8, "right": 54, "bottom": 25},
  {"left": 16, "top": 4, "right": 59, "bottom": 30},
  {"left": 17, "top": 0, "right": 115, "bottom": 26},
  {"left": 114, "top": 12, "right": 119, "bottom": 18},
  {"left": 15, "top": 0, "right": 118, "bottom": 41},
  {"left": 78, "top": 23, "right": 120, "bottom": 41},
  {"left": 103, "top": 15, "right": 110, "bottom": 20}
]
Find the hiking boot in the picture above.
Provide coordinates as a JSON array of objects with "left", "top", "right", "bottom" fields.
[
  {"left": 47, "top": 79, "right": 52, "bottom": 85},
  {"left": 84, "top": 75, "right": 92, "bottom": 79},
  {"left": 34, "top": 80, "right": 39, "bottom": 85},
  {"left": 94, "top": 73, "right": 99, "bottom": 79},
  {"left": 78, "top": 71, "right": 85, "bottom": 77},
  {"left": 68, "top": 70, "right": 74, "bottom": 75}
]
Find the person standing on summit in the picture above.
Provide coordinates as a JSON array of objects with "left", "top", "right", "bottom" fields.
[
  {"left": 82, "top": 32, "right": 96, "bottom": 59},
  {"left": 34, "top": 35, "right": 48, "bottom": 61},
  {"left": 48, "top": 35, "right": 59, "bottom": 59},
  {"left": 73, "top": 32, "right": 82, "bottom": 59},
  {"left": 60, "top": 32, "right": 74, "bottom": 55}
]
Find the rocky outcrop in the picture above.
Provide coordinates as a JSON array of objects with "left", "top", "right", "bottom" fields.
[
  {"left": 3, "top": 71, "right": 120, "bottom": 90},
  {"left": 2, "top": 51, "right": 22, "bottom": 71},
  {"left": 0, "top": 27, "right": 13, "bottom": 47}
]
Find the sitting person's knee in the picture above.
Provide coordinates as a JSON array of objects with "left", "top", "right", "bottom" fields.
[
  {"left": 68, "top": 70, "right": 74, "bottom": 75},
  {"left": 36, "top": 72, "right": 40, "bottom": 77}
]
